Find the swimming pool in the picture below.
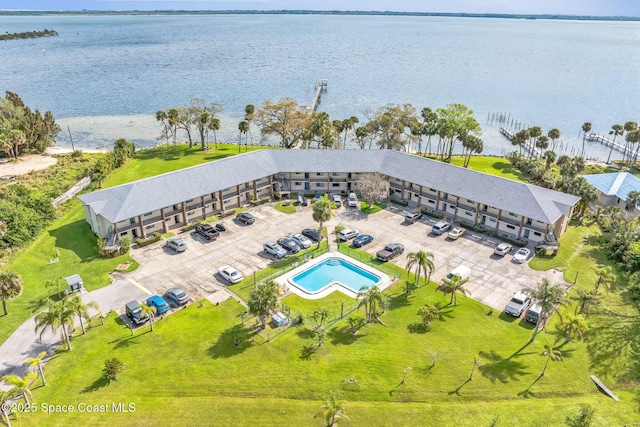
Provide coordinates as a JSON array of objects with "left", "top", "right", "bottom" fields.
[{"left": 290, "top": 257, "right": 381, "bottom": 295}]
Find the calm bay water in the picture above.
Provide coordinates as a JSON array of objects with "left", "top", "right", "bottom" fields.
[{"left": 1, "top": 14, "right": 639, "bottom": 159}]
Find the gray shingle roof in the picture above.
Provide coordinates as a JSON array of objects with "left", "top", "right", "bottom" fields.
[{"left": 78, "top": 149, "right": 579, "bottom": 225}]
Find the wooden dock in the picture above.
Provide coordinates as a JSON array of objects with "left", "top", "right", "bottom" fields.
[
  {"left": 499, "top": 126, "right": 541, "bottom": 157},
  {"left": 585, "top": 133, "right": 634, "bottom": 157},
  {"left": 590, "top": 375, "right": 619, "bottom": 401},
  {"left": 309, "top": 79, "right": 328, "bottom": 112}
]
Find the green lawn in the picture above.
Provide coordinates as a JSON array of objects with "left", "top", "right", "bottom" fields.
[
  {"left": 447, "top": 155, "right": 529, "bottom": 182},
  {"left": 274, "top": 201, "right": 298, "bottom": 214},
  {"left": 16, "top": 279, "right": 637, "bottom": 426},
  {"left": 360, "top": 201, "right": 386, "bottom": 215}
]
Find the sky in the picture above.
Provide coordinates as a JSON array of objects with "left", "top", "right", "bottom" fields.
[{"left": 1, "top": 0, "right": 639, "bottom": 17}]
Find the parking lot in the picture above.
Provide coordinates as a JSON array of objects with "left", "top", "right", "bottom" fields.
[{"left": 123, "top": 201, "right": 567, "bottom": 314}]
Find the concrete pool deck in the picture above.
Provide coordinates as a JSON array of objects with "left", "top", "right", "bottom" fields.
[{"left": 273, "top": 251, "right": 392, "bottom": 300}]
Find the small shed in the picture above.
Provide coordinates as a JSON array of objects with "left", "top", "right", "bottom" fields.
[
  {"left": 271, "top": 311, "right": 289, "bottom": 327},
  {"left": 64, "top": 274, "right": 84, "bottom": 294}
]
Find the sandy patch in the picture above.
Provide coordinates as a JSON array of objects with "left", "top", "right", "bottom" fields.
[{"left": 0, "top": 154, "right": 58, "bottom": 177}]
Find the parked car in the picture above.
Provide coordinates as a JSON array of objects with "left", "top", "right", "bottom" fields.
[
  {"left": 302, "top": 228, "right": 323, "bottom": 242},
  {"left": 146, "top": 295, "right": 170, "bottom": 315},
  {"left": 263, "top": 241, "right": 287, "bottom": 258},
  {"left": 277, "top": 237, "right": 301, "bottom": 254},
  {"left": 218, "top": 265, "right": 244, "bottom": 284},
  {"left": 125, "top": 300, "right": 149, "bottom": 325},
  {"left": 447, "top": 227, "right": 466, "bottom": 240},
  {"left": 504, "top": 290, "right": 532, "bottom": 317},
  {"left": 525, "top": 303, "right": 542, "bottom": 325},
  {"left": 290, "top": 233, "right": 312, "bottom": 249},
  {"left": 214, "top": 223, "right": 226, "bottom": 232},
  {"left": 348, "top": 192, "right": 358, "bottom": 207},
  {"left": 432, "top": 220, "right": 452, "bottom": 235},
  {"left": 494, "top": 242, "right": 513, "bottom": 256},
  {"left": 513, "top": 247, "right": 531, "bottom": 264},
  {"left": 352, "top": 234, "right": 374, "bottom": 248},
  {"left": 444, "top": 265, "right": 472, "bottom": 284},
  {"left": 165, "top": 237, "right": 187, "bottom": 252},
  {"left": 405, "top": 212, "right": 423, "bottom": 224},
  {"left": 195, "top": 224, "right": 219, "bottom": 241},
  {"left": 236, "top": 212, "right": 255, "bottom": 225},
  {"left": 376, "top": 243, "right": 405, "bottom": 262},
  {"left": 338, "top": 228, "right": 359, "bottom": 241},
  {"left": 332, "top": 194, "right": 342, "bottom": 208},
  {"left": 165, "top": 288, "right": 189, "bottom": 306}
]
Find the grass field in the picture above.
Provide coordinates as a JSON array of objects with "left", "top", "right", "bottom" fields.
[
  {"left": 17, "top": 279, "right": 638, "bottom": 426},
  {"left": 446, "top": 155, "right": 528, "bottom": 182},
  {"left": 360, "top": 201, "right": 386, "bottom": 215}
]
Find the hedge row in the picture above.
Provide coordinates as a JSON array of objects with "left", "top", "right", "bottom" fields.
[
  {"left": 420, "top": 208, "right": 444, "bottom": 219},
  {"left": 136, "top": 232, "right": 162, "bottom": 247},
  {"left": 390, "top": 197, "right": 408, "bottom": 207},
  {"left": 249, "top": 197, "right": 270, "bottom": 207}
]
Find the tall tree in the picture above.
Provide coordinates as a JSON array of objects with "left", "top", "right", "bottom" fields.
[
  {"left": 581, "top": 122, "right": 592, "bottom": 157},
  {"left": 34, "top": 297, "right": 76, "bottom": 351},
  {"left": 247, "top": 280, "right": 280, "bottom": 328},
  {"left": 461, "top": 134, "right": 484, "bottom": 167},
  {"left": 417, "top": 304, "right": 440, "bottom": 326},
  {"left": 238, "top": 120, "right": 249, "bottom": 149},
  {"left": 190, "top": 98, "right": 223, "bottom": 150},
  {"left": 254, "top": 97, "right": 310, "bottom": 149},
  {"left": 69, "top": 296, "right": 99, "bottom": 335},
  {"left": 563, "top": 313, "right": 588, "bottom": 342},
  {"left": 591, "top": 265, "right": 615, "bottom": 294},
  {"left": 626, "top": 190, "right": 640, "bottom": 212},
  {"left": 0, "top": 271, "right": 22, "bottom": 316},
  {"left": 541, "top": 345, "right": 561, "bottom": 376},
  {"left": 356, "top": 172, "right": 389, "bottom": 208},
  {"left": 622, "top": 121, "right": 638, "bottom": 165},
  {"left": 440, "top": 274, "right": 469, "bottom": 307},
  {"left": 435, "top": 103, "right": 481, "bottom": 162},
  {"left": 209, "top": 117, "right": 221, "bottom": 149},
  {"left": 542, "top": 150, "right": 557, "bottom": 173},
  {"left": 25, "top": 351, "right": 47, "bottom": 387},
  {"left": 421, "top": 107, "right": 439, "bottom": 155},
  {"left": 547, "top": 128, "right": 561, "bottom": 151},
  {"left": 606, "top": 124, "right": 624, "bottom": 163},
  {"left": 312, "top": 195, "right": 332, "bottom": 249},
  {"left": 140, "top": 303, "right": 157, "bottom": 332},
  {"left": 574, "top": 289, "right": 599, "bottom": 319},
  {"left": 405, "top": 250, "right": 435, "bottom": 290},
  {"left": 357, "top": 285, "right": 384, "bottom": 323},
  {"left": 0, "top": 372, "right": 36, "bottom": 404},
  {"left": 244, "top": 104, "right": 255, "bottom": 145},
  {"left": 155, "top": 110, "right": 171, "bottom": 145},
  {"left": 526, "top": 278, "right": 567, "bottom": 341}
]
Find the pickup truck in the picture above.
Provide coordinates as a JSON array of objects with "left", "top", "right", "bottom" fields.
[
  {"left": 504, "top": 290, "right": 532, "bottom": 317},
  {"left": 376, "top": 243, "right": 405, "bottom": 262},
  {"left": 195, "top": 224, "right": 219, "bottom": 240}
]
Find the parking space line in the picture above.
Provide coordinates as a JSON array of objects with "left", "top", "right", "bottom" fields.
[{"left": 126, "top": 278, "right": 153, "bottom": 296}]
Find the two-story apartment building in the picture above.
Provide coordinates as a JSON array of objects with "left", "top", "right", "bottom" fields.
[{"left": 78, "top": 149, "right": 580, "bottom": 244}]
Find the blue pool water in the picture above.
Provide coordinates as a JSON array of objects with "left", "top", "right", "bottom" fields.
[{"left": 291, "top": 258, "right": 380, "bottom": 294}]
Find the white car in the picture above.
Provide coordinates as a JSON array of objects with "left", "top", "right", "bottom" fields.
[
  {"left": 447, "top": 227, "right": 465, "bottom": 240},
  {"left": 494, "top": 242, "right": 513, "bottom": 256},
  {"left": 513, "top": 247, "right": 531, "bottom": 264},
  {"left": 218, "top": 265, "right": 244, "bottom": 284},
  {"left": 289, "top": 233, "right": 312, "bottom": 249},
  {"left": 263, "top": 241, "right": 287, "bottom": 259},
  {"left": 165, "top": 237, "right": 187, "bottom": 252},
  {"left": 347, "top": 192, "right": 358, "bottom": 207},
  {"left": 338, "top": 228, "right": 359, "bottom": 241}
]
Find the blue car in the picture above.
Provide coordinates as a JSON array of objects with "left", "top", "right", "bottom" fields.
[
  {"left": 146, "top": 295, "right": 170, "bottom": 315},
  {"left": 352, "top": 234, "right": 374, "bottom": 248}
]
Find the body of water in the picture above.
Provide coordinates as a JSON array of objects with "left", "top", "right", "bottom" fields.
[{"left": 1, "top": 14, "right": 639, "bottom": 159}]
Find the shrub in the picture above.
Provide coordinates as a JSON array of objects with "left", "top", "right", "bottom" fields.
[
  {"left": 390, "top": 197, "right": 408, "bottom": 207},
  {"left": 499, "top": 233, "right": 528, "bottom": 247},
  {"left": 118, "top": 236, "right": 132, "bottom": 255},
  {"left": 249, "top": 197, "right": 270, "bottom": 206},
  {"left": 136, "top": 232, "right": 162, "bottom": 247},
  {"left": 219, "top": 209, "right": 236, "bottom": 219},
  {"left": 459, "top": 220, "right": 486, "bottom": 233},
  {"left": 103, "top": 357, "right": 124, "bottom": 381},
  {"left": 421, "top": 208, "right": 444, "bottom": 219},
  {"left": 180, "top": 221, "right": 201, "bottom": 233}
]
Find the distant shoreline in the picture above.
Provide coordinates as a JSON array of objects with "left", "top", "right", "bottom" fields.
[{"left": 0, "top": 10, "right": 638, "bottom": 22}]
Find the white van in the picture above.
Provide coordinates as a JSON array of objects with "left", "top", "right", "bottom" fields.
[
  {"left": 348, "top": 192, "right": 358, "bottom": 207},
  {"left": 444, "top": 265, "right": 471, "bottom": 284}
]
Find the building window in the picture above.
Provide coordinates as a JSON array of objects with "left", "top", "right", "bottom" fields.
[
  {"left": 506, "top": 224, "right": 516, "bottom": 230},
  {"left": 490, "top": 218, "right": 496, "bottom": 222},
  {"left": 332, "top": 183, "right": 340, "bottom": 187},
  {"left": 129, "top": 218, "right": 136, "bottom": 225},
  {"left": 294, "top": 182, "right": 302, "bottom": 186},
  {"left": 188, "top": 212, "right": 194, "bottom": 216},
  {"left": 316, "top": 172, "right": 323, "bottom": 176},
  {"left": 533, "top": 232, "right": 542, "bottom": 237},
  {"left": 144, "top": 212, "right": 153, "bottom": 216},
  {"left": 332, "top": 172, "right": 341, "bottom": 176},
  {"left": 429, "top": 188, "right": 437, "bottom": 192},
  {"left": 119, "top": 231, "right": 128, "bottom": 237},
  {"left": 509, "top": 212, "right": 518, "bottom": 217},
  {"left": 186, "top": 199, "right": 194, "bottom": 203},
  {"left": 146, "top": 225, "right": 154, "bottom": 230},
  {"left": 467, "top": 199, "right": 474, "bottom": 203},
  {"left": 315, "top": 183, "right": 323, "bottom": 188},
  {"left": 428, "top": 199, "right": 435, "bottom": 204},
  {"left": 465, "top": 211, "right": 473, "bottom": 216}
]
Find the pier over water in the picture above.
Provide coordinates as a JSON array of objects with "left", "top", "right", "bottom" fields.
[{"left": 309, "top": 79, "right": 328, "bottom": 111}]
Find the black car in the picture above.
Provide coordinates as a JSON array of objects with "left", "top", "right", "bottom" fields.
[
  {"left": 195, "top": 224, "right": 219, "bottom": 240},
  {"left": 214, "top": 223, "right": 226, "bottom": 232},
  {"left": 236, "top": 212, "right": 255, "bottom": 225},
  {"left": 302, "top": 228, "right": 322, "bottom": 242},
  {"left": 277, "top": 237, "right": 301, "bottom": 254}
]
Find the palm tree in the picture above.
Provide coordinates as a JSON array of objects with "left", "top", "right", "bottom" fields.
[
  {"left": 405, "top": 250, "right": 435, "bottom": 290},
  {"left": 238, "top": 120, "right": 249, "bottom": 151},
  {"left": 541, "top": 345, "right": 561, "bottom": 376},
  {"left": 244, "top": 104, "right": 255, "bottom": 145},
  {"left": 140, "top": 303, "right": 157, "bottom": 332},
  {"left": 528, "top": 126, "right": 542, "bottom": 158},
  {"left": 440, "top": 275, "right": 469, "bottom": 307},
  {"left": 622, "top": 121, "right": 638, "bottom": 165},
  {"left": 526, "top": 278, "right": 567, "bottom": 342},
  {"left": 574, "top": 289, "right": 599, "bottom": 319},
  {"left": 247, "top": 280, "right": 280, "bottom": 328},
  {"left": 542, "top": 150, "right": 557, "bottom": 173},
  {"left": 607, "top": 124, "right": 624, "bottom": 163},
  {"left": 357, "top": 285, "right": 384, "bottom": 323},
  {"left": 626, "top": 190, "right": 640, "bottom": 212},
  {"left": 563, "top": 313, "right": 588, "bottom": 342},
  {"left": 469, "top": 354, "right": 481, "bottom": 380},
  {"left": 0, "top": 271, "right": 22, "bottom": 316},
  {"left": 1, "top": 389, "right": 12, "bottom": 427},
  {"left": 155, "top": 109, "right": 171, "bottom": 145},
  {"left": 209, "top": 117, "right": 221, "bottom": 149},
  {"left": 334, "top": 224, "right": 345, "bottom": 248},
  {"left": 591, "top": 265, "right": 615, "bottom": 294},
  {"left": 312, "top": 195, "right": 332, "bottom": 249},
  {"left": 581, "top": 122, "right": 592, "bottom": 157},
  {"left": 69, "top": 296, "right": 99, "bottom": 335},
  {"left": 25, "top": 351, "right": 47, "bottom": 387},
  {"left": 547, "top": 128, "right": 561, "bottom": 151},
  {"left": 34, "top": 297, "right": 75, "bottom": 351},
  {"left": 0, "top": 372, "right": 36, "bottom": 404},
  {"left": 314, "top": 392, "right": 349, "bottom": 427}
]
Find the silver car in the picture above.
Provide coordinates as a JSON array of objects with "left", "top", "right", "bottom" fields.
[
  {"left": 494, "top": 242, "right": 513, "bottom": 256},
  {"left": 166, "top": 237, "right": 187, "bottom": 252},
  {"left": 289, "top": 233, "right": 312, "bottom": 249},
  {"left": 263, "top": 241, "right": 287, "bottom": 259}
]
